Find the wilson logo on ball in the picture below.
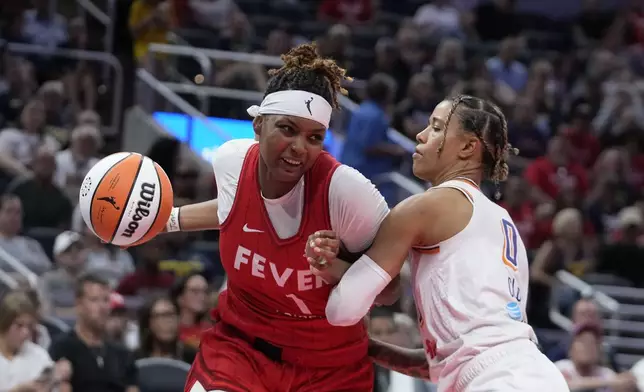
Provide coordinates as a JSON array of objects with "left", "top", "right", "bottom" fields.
[{"left": 122, "top": 182, "right": 156, "bottom": 238}]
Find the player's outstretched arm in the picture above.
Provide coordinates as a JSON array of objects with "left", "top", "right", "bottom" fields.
[
  {"left": 325, "top": 193, "right": 434, "bottom": 326},
  {"left": 368, "top": 338, "right": 430, "bottom": 380},
  {"left": 165, "top": 199, "right": 220, "bottom": 232}
]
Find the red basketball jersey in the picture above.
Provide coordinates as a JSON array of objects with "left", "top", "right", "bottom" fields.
[{"left": 213, "top": 144, "right": 367, "bottom": 366}]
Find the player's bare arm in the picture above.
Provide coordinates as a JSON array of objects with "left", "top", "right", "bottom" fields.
[
  {"left": 323, "top": 187, "right": 473, "bottom": 326},
  {"left": 368, "top": 338, "right": 430, "bottom": 380},
  {"left": 306, "top": 231, "right": 401, "bottom": 305},
  {"left": 165, "top": 199, "right": 220, "bottom": 232}
]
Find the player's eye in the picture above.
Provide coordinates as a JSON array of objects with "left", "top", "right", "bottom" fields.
[
  {"left": 309, "top": 134, "right": 324, "bottom": 142},
  {"left": 280, "top": 125, "right": 296, "bottom": 135}
]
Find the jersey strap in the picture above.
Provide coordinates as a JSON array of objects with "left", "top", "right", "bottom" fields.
[{"left": 432, "top": 177, "right": 480, "bottom": 205}]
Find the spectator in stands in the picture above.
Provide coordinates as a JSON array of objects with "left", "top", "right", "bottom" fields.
[
  {"left": 170, "top": 273, "right": 209, "bottom": 350},
  {"left": 596, "top": 206, "right": 644, "bottom": 286},
  {"left": 106, "top": 292, "right": 139, "bottom": 350},
  {"left": 507, "top": 97, "right": 549, "bottom": 171},
  {"left": 413, "top": 0, "right": 463, "bottom": 40},
  {"left": 264, "top": 26, "right": 294, "bottom": 57},
  {"left": 586, "top": 149, "right": 637, "bottom": 237},
  {"left": 524, "top": 136, "right": 589, "bottom": 200},
  {"left": 369, "top": 38, "right": 410, "bottom": 99},
  {"left": 54, "top": 125, "right": 102, "bottom": 204},
  {"left": 21, "top": 0, "right": 68, "bottom": 49},
  {"left": 76, "top": 109, "right": 102, "bottom": 128},
  {"left": 60, "top": 17, "right": 98, "bottom": 113},
  {"left": 172, "top": 161, "right": 200, "bottom": 201},
  {"left": 470, "top": 0, "right": 521, "bottom": 41},
  {"left": 24, "top": 288, "right": 51, "bottom": 350},
  {"left": 562, "top": 104, "right": 601, "bottom": 168},
  {"left": 137, "top": 296, "right": 196, "bottom": 363},
  {"left": 318, "top": 0, "right": 375, "bottom": 25},
  {"left": 82, "top": 224, "right": 135, "bottom": 288},
  {"left": 129, "top": 0, "right": 171, "bottom": 66},
  {"left": 49, "top": 273, "right": 139, "bottom": 392},
  {"left": 0, "top": 99, "right": 59, "bottom": 179},
  {"left": 218, "top": 8, "right": 254, "bottom": 53},
  {"left": 8, "top": 145, "right": 72, "bottom": 229},
  {"left": 0, "top": 52, "right": 35, "bottom": 131},
  {"left": 0, "top": 290, "right": 71, "bottom": 391},
  {"left": 160, "top": 219, "right": 217, "bottom": 281},
  {"left": 430, "top": 38, "right": 466, "bottom": 96},
  {"left": 319, "top": 24, "right": 353, "bottom": 72},
  {"left": 396, "top": 21, "right": 427, "bottom": 73},
  {"left": 532, "top": 208, "right": 596, "bottom": 286},
  {"left": 392, "top": 72, "right": 438, "bottom": 140},
  {"left": 40, "top": 230, "right": 87, "bottom": 324},
  {"left": 555, "top": 323, "right": 626, "bottom": 391},
  {"left": 549, "top": 298, "right": 619, "bottom": 369},
  {"left": 39, "top": 81, "right": 68, "bottom": 132},
  {"left": 0, "top": 194, "right": 51, "bottom": 275},
  {"left": 189, "top": 0, "right": 239, "bottom": 32},
  {"left": 117, "top": 237, "right": 175, "bottom": 297},
  {"left": 593, "top": 86, "right": 644, "bottom": 144},
  {"left": 486, "top": 36, "right": 528, "bottom": 93},
  {"left": 573, "top": 0, "right": 617, "bottom": 48},
  {"left": 341, "top": 73, "right": 404, "bottom": 204}
]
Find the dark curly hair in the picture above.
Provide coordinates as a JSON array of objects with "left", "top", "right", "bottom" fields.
[
  {"left": 265, "top": 43, "right": 350, "bottom": 109},
  {"left": 439, "top": 95, "right": 518, "bottom": 184}
]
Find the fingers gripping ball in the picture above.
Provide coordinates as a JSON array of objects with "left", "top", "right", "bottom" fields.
[{"left": 78, "top": 152, "right": 173, "bottom": 247}]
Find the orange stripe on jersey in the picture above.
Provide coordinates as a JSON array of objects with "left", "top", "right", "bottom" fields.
[
  {"left": 412, "top": 245, "right": 440, "bottom": 254},
  {"left": 454, "top": 177, "right": 480, "bottom": 189},
  {"left": 500, "top": 220, "right": 518, "bottom": 271}
]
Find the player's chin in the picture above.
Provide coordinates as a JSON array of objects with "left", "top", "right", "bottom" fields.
[
  {"left": 273, "top": 160, "right": 307, "bottom": 181},
  {"left": 412, "top": 160, "right": 431, "bottom": 182}
]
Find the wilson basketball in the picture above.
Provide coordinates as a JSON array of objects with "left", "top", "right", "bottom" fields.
[{"left": 78, "top": 152, "right": 174, "bottom": 247}]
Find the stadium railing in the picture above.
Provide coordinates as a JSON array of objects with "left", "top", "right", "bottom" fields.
[
  {"left": 0, "top": 246, "right": 38, "bottom": 287},
  {"left": 135, "top": 68, "right": 422, "bottom": 199},
  {"left": 74, "top": 0, "right": 116, "bottom": 80},
  {"left": 2, "top": 41, "right": 124, "bottom": 134},
  {"left": 145, "top": 43, "right": 416, "bottom": 153}
]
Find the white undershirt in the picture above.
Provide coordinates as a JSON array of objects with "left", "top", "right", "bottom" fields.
[{"left": 212, "top": 139, "right": 390, "bottom": 253}]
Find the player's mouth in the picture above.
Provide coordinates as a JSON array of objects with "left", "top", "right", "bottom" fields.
[
  {"left": 412, "top": 148, "right": 422, "bottom": 159},
  {"left": 281, "top": 157, "right": 303, "bottom": 167}
]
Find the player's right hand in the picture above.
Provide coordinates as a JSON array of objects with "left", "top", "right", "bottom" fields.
[{"left": 305, "top": 230, "right": 340, "bottom": 269}]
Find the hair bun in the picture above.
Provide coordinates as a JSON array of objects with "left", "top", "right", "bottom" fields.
[{"left": 281, "top": 44, "right": 320, "bottom": 68}]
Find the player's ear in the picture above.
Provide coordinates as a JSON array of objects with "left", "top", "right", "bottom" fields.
[
  {"left": 252, "top": 117, "right": 264, "bottom": 140},
  {"left": 457, "top": 134, "right": 478, "bottom": 160}
]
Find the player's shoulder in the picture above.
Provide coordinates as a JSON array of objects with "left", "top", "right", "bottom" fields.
[
  {"left": 212, "top": 139, "right": 256, "bottom": 171},
  {"left": 329, "top": 165, "right": 388, "bottom": 206},
  {"left": 331, "top": 164, "right": 375, "bottom": 188}
]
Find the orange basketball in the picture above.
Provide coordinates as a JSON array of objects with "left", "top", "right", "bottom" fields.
[{"left": 78, "top": 152, "right": 174, "bottom": 247}]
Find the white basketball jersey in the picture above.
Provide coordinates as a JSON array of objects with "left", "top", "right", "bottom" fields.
[{"left": 409, "top": 178, "right": 538, "bottom": 388}]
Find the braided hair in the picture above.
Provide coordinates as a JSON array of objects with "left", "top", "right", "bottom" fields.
[
  {"left": 265, "top": 43, "right": 350, "bottom": 109},
  {"left": 438, "top": 95, "right": 518, "bottom": 185}
]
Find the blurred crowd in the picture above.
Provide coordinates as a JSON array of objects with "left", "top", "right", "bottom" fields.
[{"left": 1, "top": 0, "right": 644, "bottom": 391}]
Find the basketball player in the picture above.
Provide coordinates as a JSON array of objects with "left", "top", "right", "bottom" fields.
[
  {"left": 307, "top": 95, "right": 570, "bottom": 391},
  {"left": 162, "top": 44, "right": 429, "bottom": 392}
]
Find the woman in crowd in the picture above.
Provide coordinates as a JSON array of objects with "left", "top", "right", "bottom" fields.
[{"left": 137, "top": 295, "right": 196, "bottom": 364}]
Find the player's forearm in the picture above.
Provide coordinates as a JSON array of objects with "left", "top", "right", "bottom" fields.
[
  {"left": 368, "top": 338, "right": 430, "bottom": 380},
  {"left": 168, "top": 199, "right": 220, "bottom": 232},
  {"left": 567, "top": 376, "right": 613, "bottom": 391}
]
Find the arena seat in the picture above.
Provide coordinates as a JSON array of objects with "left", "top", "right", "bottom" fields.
[{"left": 136, "top": 357, "right": 191, "bottom": 392}]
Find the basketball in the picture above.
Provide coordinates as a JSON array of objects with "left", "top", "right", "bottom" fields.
[{"left": 78, "top": 152, "right": 174, "bottom": 247}]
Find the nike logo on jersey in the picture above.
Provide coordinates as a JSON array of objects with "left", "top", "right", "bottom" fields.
[{"left": 242, "top": 224, "right": 264, "bottom": 233}]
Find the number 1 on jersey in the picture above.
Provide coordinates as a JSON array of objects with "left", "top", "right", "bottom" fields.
[
  {"left": 501, "top": 219, "right": 518, "bottom": 271},
  {"left": 286, "top": 294, "right": 312, "bottom": 315}
]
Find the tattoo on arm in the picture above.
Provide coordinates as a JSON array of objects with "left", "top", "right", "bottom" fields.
[{"left": 368, "top": 338, "right": 430, "bottom": 380}]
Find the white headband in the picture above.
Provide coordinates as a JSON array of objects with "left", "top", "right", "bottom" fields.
[{"left": 247, "top": 90, "right": 333, "bottom": 129}]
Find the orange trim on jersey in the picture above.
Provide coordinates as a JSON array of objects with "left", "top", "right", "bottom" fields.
[
  {"left": 454, "top": 177, "right": 480, "bottom": 189},
  {"left": 412, "top": 245, "right": 440, "bottom": 254}
]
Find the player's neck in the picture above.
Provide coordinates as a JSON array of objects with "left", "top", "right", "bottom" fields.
[
  {"left": 433, "top": 168, "right": 481, "bottom": 187},
  {"left": 257, "top": 161, "right": 300, "bottom": 199}
]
